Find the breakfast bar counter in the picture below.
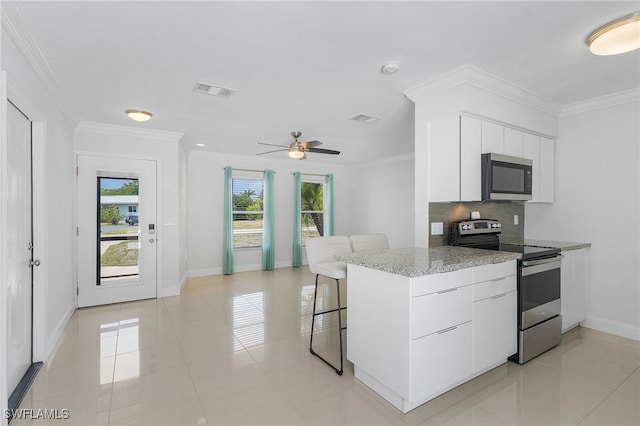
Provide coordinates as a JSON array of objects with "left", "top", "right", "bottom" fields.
[
  {"left": 336, "top": 246, "right": 521, "bottom": 277},
  {"left": 340, "top": 246, "right": 520, "bottom": 413}
]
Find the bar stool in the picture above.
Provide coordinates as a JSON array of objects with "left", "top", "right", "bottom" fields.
[{"left": 305, "top": 236, "right": 352, "bottom": 375}]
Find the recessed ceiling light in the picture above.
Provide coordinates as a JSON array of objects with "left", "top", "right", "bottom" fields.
[
  {"left": 381, "top": 61, "right": 400, "bottom": 74},
  {"left": 196, "top": 143, "right": 205, "bottom": 147},
  {"left": 586, "top": 11, "right": 640, "bottom": 55},
  {"left": 350, "top": 113, "right": 381, "bottom": 124},
  {"left": 125, "top": 109, "right": 153, "bottom": 122}
]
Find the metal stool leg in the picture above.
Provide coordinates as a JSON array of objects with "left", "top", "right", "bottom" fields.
[{"left": 309, "top": 274, "right": 347, "bottom": 375}]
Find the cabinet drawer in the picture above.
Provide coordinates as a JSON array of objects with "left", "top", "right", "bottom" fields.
[
  {"left": 473, "top": 275, "right": 516, "bottom": 301},
  {"left": 412, "top": 268, "right": 473, "bottom": 297},
  {"left": 412, "top": 321, "right": 472, "bottom": 401},
  {"left": 474, "top": 260, "right": 516, "bottom": 283},
  {"left": 412, "top": 285, "right": 472, "bottom": 338}
]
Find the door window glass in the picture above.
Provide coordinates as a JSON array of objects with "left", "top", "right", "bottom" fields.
[{"left": 98, "top": 177, "right": 140, "bottom": 284}]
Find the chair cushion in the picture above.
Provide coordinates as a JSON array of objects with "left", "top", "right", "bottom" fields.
[{"left": 310, "top": 261, "right": 347, "bottom": 280}]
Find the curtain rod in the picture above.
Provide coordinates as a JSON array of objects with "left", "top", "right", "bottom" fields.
[
  {"left": 225, "top": 167, "right": 275, "bottom": 174},
  {"left": 292, "top": 172, "right": 329, "bottom": 177}
]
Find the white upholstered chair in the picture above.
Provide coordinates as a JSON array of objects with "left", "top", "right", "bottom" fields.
[
  {"left": 305, "top": 235, "right": 352, "bottom": 375},
  {"left": 349, "top": 233, "right": 390, "bottom": 252}
]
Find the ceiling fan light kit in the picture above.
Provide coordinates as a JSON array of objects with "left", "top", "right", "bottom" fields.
[
  {"left": 256, "top": 131, "right": 340, "bottom": 160},
  {"left": 586, "top": 11, "right": 640, "bottom": 55}
]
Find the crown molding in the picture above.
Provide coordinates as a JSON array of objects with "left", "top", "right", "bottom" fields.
[
  {"left": 403, "top": 64, "right": 563, "bottom": 117},
  {"left": 76, "top": 121, "right": 184, "bottom": 143},
  {"left": 1, "top": 2, "right": 77, "bottom": 127},
  {"left": 560, "top": 88, "right": 640, "bottom": 117}
]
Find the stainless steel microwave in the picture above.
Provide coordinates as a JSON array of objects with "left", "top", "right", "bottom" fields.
[{"left": 481, "top": 153, "right": 533, "bottom": 201}]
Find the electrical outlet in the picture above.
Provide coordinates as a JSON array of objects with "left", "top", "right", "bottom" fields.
[
  {"left": 514, "top": 214, "right": 519, "bottom": 225},
  {"left": 431, "top": 222, "right": 444, "bottom": 235}
]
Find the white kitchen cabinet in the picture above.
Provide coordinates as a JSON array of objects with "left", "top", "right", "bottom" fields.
[
  {"left": 561, "top": 248, "right": 588, "bottom": 332},
  {"left": 523, "top": 132, "right": 540, "bottom": 201},
  {"left": 460, "top": 116, "right": 482, "bottom": 201},
  {"left": 539, "top": 137, "right": 555, "bottom": 203},
  {"left": 347, "top": 259, "right": 517, "bottom": 413},
  {"left": 503, "top": 127, "right": 524, "bottom": 157},
  {"left": 472, "top": 262, "right": 517, "bottom": 373},
  {"left": 413, "top": 322, "right": 472, "bottom": 401},
  {"left": 481, "top": 121, "right": 504, "bottom": 154},
  {"left": 428, "top": 115, "right": 461, "bottom": 202}
]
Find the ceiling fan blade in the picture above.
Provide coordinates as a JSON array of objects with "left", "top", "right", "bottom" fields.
[
  {"left": 256, "top": 148, "right": 288, "bottom": 155},
  {"left": 300, "top": 140, "right": 322, "bottom": 149},
  {"left": 306, "top": 147, "right": 340, "bottom": 155},
  {"left": 258, "top": 142, "right": 289, "bottom": 148}
]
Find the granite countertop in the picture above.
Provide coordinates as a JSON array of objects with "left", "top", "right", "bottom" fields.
[
  {"left": 336, "top": 246, "right": 521, "bottom": 278},
  {"left": 524, "top": 239, "right": 591, "bottom": 251}
]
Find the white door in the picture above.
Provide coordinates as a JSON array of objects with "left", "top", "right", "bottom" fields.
[
  {"left": 77, "top": 155, "right": 157, "bottom": 307},
  {"left": 6, "top": 101, "right": 33, "bottom": 394}
]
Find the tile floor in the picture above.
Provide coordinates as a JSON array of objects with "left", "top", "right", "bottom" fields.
[{"left": 13, "top": 267, "right": 640, "bottom": 425}]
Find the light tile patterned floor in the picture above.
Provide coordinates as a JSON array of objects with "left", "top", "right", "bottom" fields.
[{"left": 12, "top": 267, "right": 640, "bottom": 425}]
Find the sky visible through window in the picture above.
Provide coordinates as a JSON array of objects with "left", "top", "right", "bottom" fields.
[{"left": 233, "top": 179, "right": 263, "bottom": 199}]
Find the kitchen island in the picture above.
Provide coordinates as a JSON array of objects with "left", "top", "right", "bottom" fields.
[{"left": 338, "top": 246, "right": 521, "bottom": 413}]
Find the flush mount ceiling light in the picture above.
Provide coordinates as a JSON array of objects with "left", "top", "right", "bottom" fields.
[
  {"left": 125, "top": 109, "right": 153, "bottom": 122},
  {"left": 195, "top": 143, "right": 205, "bottom": 147},
  {"left": 381, "top": 61, "right": 400, "bottom": 74},
  {"left": 586, "top": 11, "right": 640, "bottom": 55},
  {"left": 350, "top": 113, "right": 381, "bottom": 124}
]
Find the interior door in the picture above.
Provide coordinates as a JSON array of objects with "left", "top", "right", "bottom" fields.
[
  {"left": 6, "top": 101, "right": 34, "bottom": 395},
  {"left": 77, "top": 155, "right": 157, "bottom": 307}
]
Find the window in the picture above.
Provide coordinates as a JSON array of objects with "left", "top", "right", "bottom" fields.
[
  {"left": 232, "top": 177, "right": 264, "bottom": 248},
  {"left": 300, "top": 180, "right": 324, "bottom": 244}
]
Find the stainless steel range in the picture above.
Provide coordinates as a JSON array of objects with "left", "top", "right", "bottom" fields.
[{"left": 450, "top": 219, "right": 563, "bottom": 364}]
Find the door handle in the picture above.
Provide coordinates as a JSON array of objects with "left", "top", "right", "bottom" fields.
[
  {"left": 29, "top": 259, "right": 41, "bottom": 267},
  {"left": 149, "top": 238, "right": 155, "bottom": 243}
]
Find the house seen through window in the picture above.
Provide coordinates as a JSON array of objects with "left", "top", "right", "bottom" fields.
[{"left": 232, "top": 178, "right": 264, "bottom": 248}]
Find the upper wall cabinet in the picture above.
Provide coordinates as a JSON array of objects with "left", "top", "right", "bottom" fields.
[{"left": 427, "top": 115, "right": 554, "bottom": 203}]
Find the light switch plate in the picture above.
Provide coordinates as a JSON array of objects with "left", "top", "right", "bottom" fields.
[
  {"left": 514, "top": 214, "right": 519, "bottom": 225},
  {"left": 431, "top": 222, "right": 444, "bottom": 235}
]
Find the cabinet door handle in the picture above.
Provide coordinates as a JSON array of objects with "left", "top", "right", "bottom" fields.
[
  {"left": 437, "top": 326, "right": 458, "bottom": 334},
  {"left": 491, "top": 293, "right": 507, "bottom": 299},
  {"left": 490, "top": 277, "right": 506, "bottom": 283},
  {"left": 437, "top": 288, "right": 458, "bottom": 294}
]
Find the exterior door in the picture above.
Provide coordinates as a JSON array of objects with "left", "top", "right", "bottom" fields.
[
  {"left": 77, "top": 155, "right": 157, "bottom": 307},
  {"left": 6, "top": 101, "right": 34, "bottom": 395}
]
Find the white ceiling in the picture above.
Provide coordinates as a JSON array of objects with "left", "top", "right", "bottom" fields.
[{"left": 3, "top": 1, "right": 640, "bottom": 164}]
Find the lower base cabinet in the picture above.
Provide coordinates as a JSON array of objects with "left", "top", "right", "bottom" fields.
[
  {"left": 412, "top": 321, "right": 473, "bottom": 401},
  {"left": 347, "top": 260, "right": 517, "bottom": 414},
  {"left": 473, "top": 291, "right": 517, "bottom": 373}
]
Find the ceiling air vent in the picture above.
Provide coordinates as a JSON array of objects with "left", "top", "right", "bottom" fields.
[
  {"left": 350, "top": 113, "right": 381, "bottom": 124},
  {"left": 193, "top": 82, "right": 236, "bottom": 98}
]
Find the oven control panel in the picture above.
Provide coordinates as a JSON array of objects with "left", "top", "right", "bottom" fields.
[{"left": 455, "top": 219, "right": 501, "bottom": 235}]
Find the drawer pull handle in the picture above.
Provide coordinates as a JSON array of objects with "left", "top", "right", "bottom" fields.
[
  {"left": 490, "top": 277, "right": 506, "bottom": 282},
  {"left": 491, "top": 293, "right": 507, "bottom": 299},
  {"left": 437, "top": 326, "right": 458, "bottom": 334},
  {"left": 437, "top": 288, "right": 458, "bottom": 294}
]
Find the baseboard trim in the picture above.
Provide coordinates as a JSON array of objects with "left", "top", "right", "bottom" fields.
[
  {"left": 581, "top": 316, "right": 640, "bottom": 341},
  {"left": 46, "top": 301, "right": 76, "bottom": 359},
  {"left": 188, "top": 262, "right": 306, "bottom": 278}
]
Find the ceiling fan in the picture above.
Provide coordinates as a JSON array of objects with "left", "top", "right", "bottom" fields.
[{"left": 256, "top": 131, "right": 340, "bottom": 160}]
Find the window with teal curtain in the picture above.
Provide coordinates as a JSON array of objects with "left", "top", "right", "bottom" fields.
[
  {"left": 324, "top": 174, "right": 334, "bottom": 236},
  {"left": 223, "top": 166, "right": 234, "bottom": 275},
  {"left": 262, "top": 169, "right": 275, "bottom": 270},
  {"left": 292, "top": 172, "right": 302, "bottom": 267}
]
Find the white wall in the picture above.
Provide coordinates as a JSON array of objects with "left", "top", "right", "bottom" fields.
[
  {"left": 350, "top": 154, "right": 415, "bottom": 249},
  {"left": 1, "top": 24, "right": 76, "bottom": 419},
  {"left": 526, "top": 97, "right": 640, "bottom": 340},
  {"left": 75, "top": 123, "right": 185, "bottom": 297},
  {"left": 187, "top": 152, "right": 353, "bottom": 275}
]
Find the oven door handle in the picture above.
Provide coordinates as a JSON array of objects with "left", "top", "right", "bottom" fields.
[
  {"left": 521, "top": 255, "right": 564, "bottom": 267},
  {"left": 521, "top": 257, "right": 563, "bottom": 276}
]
